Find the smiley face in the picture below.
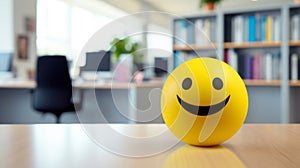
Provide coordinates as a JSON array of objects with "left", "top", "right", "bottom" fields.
[
  {"left": 177, "top": 76, "right": 231, "bottom": 116},
  {"left": 161, "top": 58, "right": 248, "bottom": 146}
]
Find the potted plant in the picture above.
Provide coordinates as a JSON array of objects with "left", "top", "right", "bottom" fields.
[
  {"left": 199, "top": 0, "right": 223, "bottom": 11},
  {"left": 110, "top": 37, "right": 142, "bottom": 64},
  {"left": 110, "top": 37, "right": 144, "bottom": 82}
]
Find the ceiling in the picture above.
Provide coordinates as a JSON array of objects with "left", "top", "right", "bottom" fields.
[
  {"left": 101, "top": 0, "right": 294, "bottom": 16},
  {"left": 98, "top": 0, "right": 294, "bottom": 28}
]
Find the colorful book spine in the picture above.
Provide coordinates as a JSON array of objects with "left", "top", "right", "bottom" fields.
[
  {"left": 252, "top": 54, "right": 261, "bottom": 79},
  {"left": 174, "top": 51, "right": 181, "bottom": 68},
  {"left": 260, "top": 15, "right": 266, "bottom": 42},
  {"left": 248, "top": 15, "right": 256, "bottom": 42},
  {"left": 244, "top": 56, "right": 253, "bottom": 79},
  {"left": 266, "top": 16, "right": 273, "bottom": 42},
  {"left": 224, "top": 50, "right": 229, "bottom": 64}
]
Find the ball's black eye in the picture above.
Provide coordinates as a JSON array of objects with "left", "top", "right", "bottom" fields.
[
  {"left": 213, "top": 77, "right": 223, "bottom": 90},
  {"left": 182, "top": 78, "right": 192, "bottom": 90}
]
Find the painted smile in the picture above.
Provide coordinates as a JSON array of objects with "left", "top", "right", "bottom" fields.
[{"left": 176, "top": 95, "right": 230, "bottom": 116}]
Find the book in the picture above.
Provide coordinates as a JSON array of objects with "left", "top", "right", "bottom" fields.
[
  {"left": 244, "top": 15, "right": 249, "bottom": 42},
  {"left": 195, "top": 19, "right": 204, "bottom": 45},
  {"left": 260, "top": 15, "right": 266, "bottom": 42},
  {"left": 266, "top": 16, "right": 273, "bottom": 42},
  {"left": 235, "top": 16, "right": 244, "bottom": 43},
  {"left": 252, "top": 54, "right": 261, "bottom": 79},
  {"left": 291, "top": 53, "right": 299, "bottom": 80},
  {"left": 186, "top": 22, "right": 194, "bottom": 44},
  {"left": 272, "top": 53, "right": 281, "bottom": 80},
  {"left": 238, "top": 54, "right": 245, "bottom": 78},
  {"left": 248, "top": 15, "right": 256, "bottom": 42},
  {"left": 224, "top": 49, "right": 229, "bottom": 64},
  {"left": 203, "top": 19, "right": 211, "bottom": 44},
  {"left": 273, "top": 15, "right": 281, "bottom": 42},
  {"left": 291, "top": 15, "right": 299, "bottom": 41},
  {"left": 174, "top": 51, "right": 187, "bottom": 68},
  {"left": 225, "top": 16, "right": 232, "bottom": 42},
  {"left": 231, "top": 16, "right": 236, "bottom": 42},
  {"left": 265, "top": 53, "right": 273, "bottom": 80},
  {"left": 175, "top": 20, "right": 187, "bottom": 45},
  {"left": 210, "top": 18, "right": 216, "bottom": 43},
  {"left": 260, "top": 55, "right": 266, "bottom": 79},
  {"left": 255, "top": 13, "right": 261, "bottom": 42},
  {"left": 228, "top": 49, "right": 238, "bottom": 71},
  {"left": 244, "top": 56, "right": 253, "bottom": 79},
  {"left": 174, "top": 51, "right": 180, "bottom": 68}
]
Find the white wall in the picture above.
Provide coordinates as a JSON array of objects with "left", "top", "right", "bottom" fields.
[{"left": 0, "top": 0, "right": 13, "bottom": 53}]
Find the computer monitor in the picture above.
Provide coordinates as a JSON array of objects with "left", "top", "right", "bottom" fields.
[
  {"left": 81, "top": 51, "right": 111, "bottom": 72},
  {"left": 0, "top": 53, "right": 13, "bottom": 72},
  {"left": 154, "top": 57, "right": 168, "bottom": 77}
]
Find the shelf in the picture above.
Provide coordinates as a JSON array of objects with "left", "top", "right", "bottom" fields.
[
  {"left": 224, "top": 42, "right": 281, "bottom": 49},
  {"left": 289, "top": 40, "right": 300, "bottom": 47},
  {"left": 243, "top": 80, "right": 281, "bottom": 86},
  {"left": 173, "top": 44, "right": 217, "bottom": 51},
  {"left": 289, "top": 80, "right": 300, "bottom": 86},
  {"left": 244, "top": 79, "right": 300, "bottom": 87},
  {"left": 174, "top": 42, "right": 281, "bottom": 50},
  {"left": 244, "top": 80, "right": 300, "bottom": 87}
]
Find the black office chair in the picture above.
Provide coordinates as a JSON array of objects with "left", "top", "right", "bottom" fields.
[{"left": 32, "top": 55, "right": 78, "bottom": 123}]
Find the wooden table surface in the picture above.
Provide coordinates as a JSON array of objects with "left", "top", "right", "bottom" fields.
[{"left": 0, "top": 124, "right": 299, "bottom": 168}]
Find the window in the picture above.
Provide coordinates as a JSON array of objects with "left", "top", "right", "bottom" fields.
[
  {"left": 36, "top": 0, "right": 119, "bottom": 60},
  {"left": 36, "top": 0, "right": 173, "bottom": 64}
]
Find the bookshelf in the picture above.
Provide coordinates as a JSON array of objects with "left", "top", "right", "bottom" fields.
[
  {"left": 173, "top": 13, "right": 220, "bottom": 68},
  {"left": 172, "top": 4, "right": 300, "bottom": 123}
]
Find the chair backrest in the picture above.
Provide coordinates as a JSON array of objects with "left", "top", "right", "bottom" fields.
[
  {"left": 37, "top": 56, "right": 72, "bottom": 89},
  {"left": 33, "top": 56, "right": 73, "bottom": 112}
]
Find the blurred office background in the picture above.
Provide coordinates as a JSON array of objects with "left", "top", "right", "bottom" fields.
[
  {"left": 1, "top": 0, "right": 293, "bottom": 79},
  {"left": 0, "top": 0, "right": 294, "bottom": 124}
]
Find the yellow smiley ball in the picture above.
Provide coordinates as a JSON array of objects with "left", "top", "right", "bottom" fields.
[{"left": 161, "top": 57, "right": 248, "bottom": 146}]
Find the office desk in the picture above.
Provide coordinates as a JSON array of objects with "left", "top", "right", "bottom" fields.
[
  {"left": 0, "top": 79, "right": 35, "bottom": 89},
  {"left": 0, "top": 79, "right": 163, "bottom": 89},
  {"left": 0, "top": 124, "right": 299, "bottom": 168},
  {"left": 0, "top": 79, "right": 163, "bottom": 123}
]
